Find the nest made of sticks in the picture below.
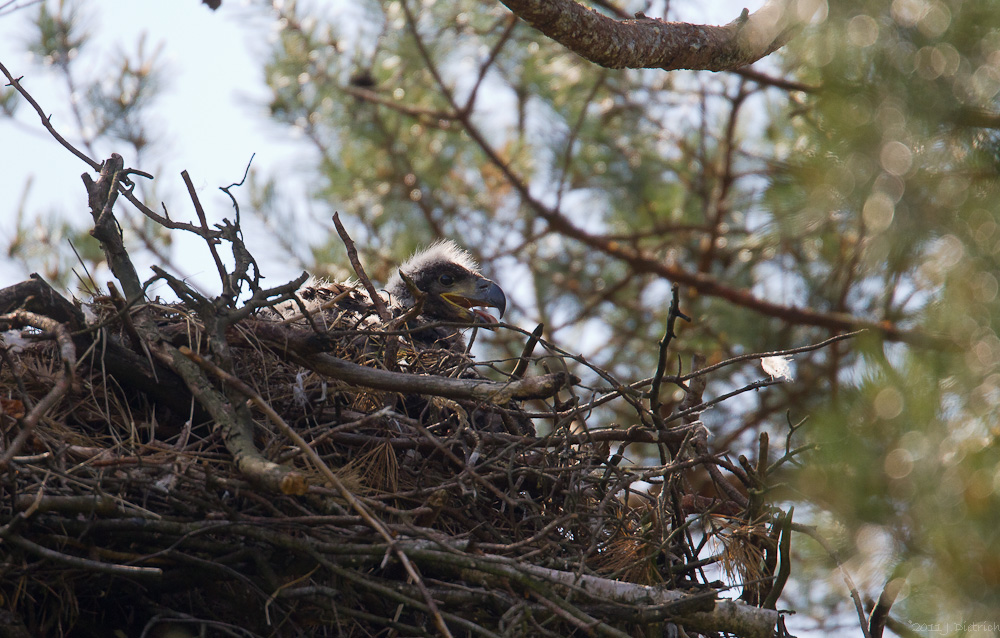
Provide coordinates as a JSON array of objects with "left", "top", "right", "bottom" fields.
[
  {"left": 0, "top": 158, "right": 784, "bottom": 638},
  {"left": 0, "top": 274, "right": 779, "bottom": 638}
]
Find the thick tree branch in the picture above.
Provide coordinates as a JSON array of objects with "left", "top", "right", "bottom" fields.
[
  {"left": 497, "top": 0, "right": 815, "bottom": 71},
  {"left": 404, "top": 545, "right": 779, "bottom": 638}
]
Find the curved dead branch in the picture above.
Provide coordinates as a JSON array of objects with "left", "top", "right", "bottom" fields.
[
  {"left": 0, "top": 310, "right": 76, "bottom": 468},
  {"left": 249, "top": 320, "right": 573, "bottom": 403}
]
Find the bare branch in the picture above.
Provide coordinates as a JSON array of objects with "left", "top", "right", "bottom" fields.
[
  {"left": 181, "top": 169, "right": 231, "bottom": 298},
  {"left": 82, "top": 154, "right": 143, "bottom": 299},
  {"left": 332, "top": 212, "right": 390, "bottom": 321},
  {"left": 0, "top": 61, "right": 100, "bottom": 170},
  {"left": 249, "top": 320, "right": 573, "bottom": 403}
]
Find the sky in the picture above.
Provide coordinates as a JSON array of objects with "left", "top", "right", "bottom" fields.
[{"left": 0, "top": 0, "right": 313, "bottom": 293}]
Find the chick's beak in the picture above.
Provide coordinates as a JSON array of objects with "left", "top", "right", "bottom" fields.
[
  {"left": 443, "top": 277, "right": 506, "bottom": 323},
  {"left": 476, "top": 279, "right": 506, "bottom": 320}
]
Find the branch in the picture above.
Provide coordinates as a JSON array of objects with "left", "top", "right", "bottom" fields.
[
  {"left": 82, "top": 153, "right": 143, "bottom": 300},
  {"left": 435, "top": 65, "right": 938, "bottom": 346},
  {"left": 0, "top": 532, "right": 161, "bottom": 579},
  {"left": 302, "top": 350, "right": 570, "bottom": 403},
  {"left": 408, "top": 547, "right": 779, "bottom": 638},
  {"left": 0, "top": 61, "right": 100, "bottom": 170},
  {"left": 734, "top": 66, "right": 818, "bottom": 92},
  {"left": 540, "top": 215, "right": 942, "bottom": 345},
  {"left": 869, "top": 572, "right": 905, "bottom": 638},
  {"left": 249, "top": 320, "right": 572, "bottom": 403},
  {"left": 510, "top": 323, "right": 544, "bottom": 380},
  {"left": 158, "top": 341, "right": 308, "bottom": 496},
  {"left": 181, "top": 169, "right": 231, "bottom": 298},
  {"left": 497, "top": 0, "right": 815, "bottom": 71},
  {"left": 332, "top": 212, "right": 390, "bottom": 322},
  {"left": 649, "top": 283, "right": 689, "bottom": 423},
  {"left": 0, "top": 275, "right": 86, "bottom": 329}
]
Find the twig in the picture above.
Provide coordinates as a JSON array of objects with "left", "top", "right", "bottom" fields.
[
  {"left": 181, "top": 170, "right": 231, "bottom": 298},
  {"left": 649, "top": 284, "right": 690, "bottom": 424},
  {"left": 13, "top": 494, "right": 118, "bottom": 516},
  {"left": 510, "top": 323, "right": 544, "bottom": 380},
  {"left": 332, "top": 212, "right": 390, "bottom": 322},
  {"left": 676, "top": 353, "right": 707, "bottom": 424},
  {"left": 219, "top": 153, "right": 255, "bottom": 224},
  {"left": 734, "top": 67, "right": 818, "bottom": 92},
  {"left": 690, "top": 425, "right": 748, "bottom": 509},
  {"left": 0, "top": 62, "right": 100, "bottom": 170},
  {"left": 677, "top": 330, "right": 864, "bottom": 383},
  {"left": 461, "top": 14, "right": 518, "bottom": 115},
  {"left": 118, "top": 186, "right": 224, "bottom": 238},
  {"left": 794, "top": 523, "right": 873, "bottom": 638},
  {"left": 0, "top": 1, "right": 46, "bottom": 18},
  {"left": 545, "top": 331, "right": 860, "bottom": 424},
  {"left": 0, "top": 531, "right": 162, "bottom": 578}
]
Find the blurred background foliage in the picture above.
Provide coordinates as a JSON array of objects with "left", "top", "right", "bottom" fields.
[{"left": 2, "top": 0, "right": 999, "bottom": 633}]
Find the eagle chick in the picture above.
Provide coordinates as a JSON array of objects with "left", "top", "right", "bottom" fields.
[
  {"left": 280, "top": 240, "right": 505, "bottom": 351},
  {"left": 386, "top": 241, "right": 506, "bottom": 344},
  {"left": 271, "top": 241, "right": 528, "bottom": 434}
]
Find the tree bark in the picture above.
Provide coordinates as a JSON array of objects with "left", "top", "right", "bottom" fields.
[{"left": 498, "top": 0, "right": 817, "bottom": 71}]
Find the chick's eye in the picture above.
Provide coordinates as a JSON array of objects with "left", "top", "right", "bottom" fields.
[{"left": 438, "top": 274, "right": 455, "bottom": 286}]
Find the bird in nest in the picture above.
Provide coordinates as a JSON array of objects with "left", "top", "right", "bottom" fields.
[
  {"left": 275, "top": 240, "right": 507, "bottom": 353},
  {"left": 384, "top": 240, "right": 507, "bottom": 349},
  {"left": 270, "top": 241, "right": 533, "bottom": 435}
]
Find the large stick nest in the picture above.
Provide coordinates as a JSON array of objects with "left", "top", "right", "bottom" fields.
[{"left": 0, "top": 155, "right": 786, "bottom": 638}]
